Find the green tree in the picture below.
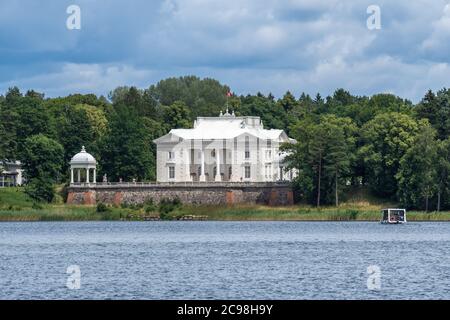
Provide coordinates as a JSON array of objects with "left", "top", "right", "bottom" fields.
[
  {"left": 397, "top": 126, "right": 439, "bottom": 211},
  {"left": 99, "top": 105, "right": 153, "bottom": 181},
  {"left": 359, "top": 112, "right": 423, "bottom": 198},
  {"left": 284, "top": 115, "right": 356, "bottom": 206},
  {"left": 162, "top": 101, "right": 192, "bottom": 130},
  {"left": 56, "top": 105, "right": 100, "bottom": 171},
  {"left": 415, "top": 89, "right": 450, "bottom": 140},
  {"left": 22, "top": 134, "right": 64, "bottom": 202},
  {"left": 282, "top": 117, "right": 316, "bottom": 204},
  {"left": 278, "top": 91, "right": 298, "bottom": 112},
  {"left": 147, "top": 76, "right": 230, "bottom": 119},
  {"left": 239, "top": 93, "right": 287, "bottom": 131},
  {"left": 0, "top": 87, "right": 53, "bottom": 160},
  {"left": 323, "top": 116, "right": 357, "bottom": 206},
  {"left": 436, "top": 138, "right": 450, "bottom": 211}
]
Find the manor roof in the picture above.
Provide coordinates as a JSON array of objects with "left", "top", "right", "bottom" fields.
[{"left": 154, "top": 112, "right": 295, "bottom": 143}]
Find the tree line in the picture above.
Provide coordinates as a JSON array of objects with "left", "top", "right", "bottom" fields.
[{"left": 0, "top": 76, "right": 449, "bottom": 210}]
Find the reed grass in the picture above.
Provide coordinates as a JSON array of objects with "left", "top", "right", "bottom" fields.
[{"left": 1, "top": 187, "right": 450, "bottom": 221}]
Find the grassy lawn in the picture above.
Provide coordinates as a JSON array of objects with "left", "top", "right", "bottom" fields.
[
  {"left": 1, "top": 187, "right": 450, "bottom": 221},
  {"left": 0, "top": 187, "right": 126, "bottom": 221}
]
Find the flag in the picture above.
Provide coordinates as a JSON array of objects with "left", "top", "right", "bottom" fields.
[{"left": 226, "top": 91, "right": 232, "bottom": 97}]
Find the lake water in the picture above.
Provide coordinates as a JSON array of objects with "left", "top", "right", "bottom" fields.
[{"left": 0, "top": 221, "right": 449, "bottom": 300}]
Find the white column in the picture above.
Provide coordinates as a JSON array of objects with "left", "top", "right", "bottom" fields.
[
  {"left": 86, "top": 168, "right": 90, "bottom": 184},
  {"left": 199, "top": 149, "right": 206, "bottom": 182},
  {"left": 215, "top": 148, "right": 221, "bottom": 181},
  {"left": 186, "top": 147, "right": 192, "bottom": 182},
  {"left": 93, "top": 168, "right": 96, "bottom": 184},
  {"left": 70, "top": 169, "right": 74, "bottom": 184}
]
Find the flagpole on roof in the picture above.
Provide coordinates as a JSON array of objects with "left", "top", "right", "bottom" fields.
[{"left": 226, "top": 90, "right": 232, "bottom": 114}]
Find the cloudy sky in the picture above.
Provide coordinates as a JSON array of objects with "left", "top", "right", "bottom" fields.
[{"left": 0, "top": 0, "right": 449, "bottom": 101}]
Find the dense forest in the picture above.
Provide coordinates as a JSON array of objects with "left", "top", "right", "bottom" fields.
[{"left": 0, "top": 76, "right": 449, "bottom": 210}]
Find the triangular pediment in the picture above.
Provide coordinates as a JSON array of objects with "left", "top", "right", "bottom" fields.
[{"left": 153, "top": 132, "right": 183, "bottom": 144}]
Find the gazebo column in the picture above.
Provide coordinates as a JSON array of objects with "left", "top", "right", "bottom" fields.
[
  {"left": 93, "top": 168, "right": 96, "bottom": 184},
  {"left": 86, "top": 168, "right": 90, "bottom": 184},
  {"left": 70, "top": 169, "right": 74, "bottom": 184},
  {"left": 199, "top": 149, "right": 206, "bottom": 182},
  {"left": 215, "top": 148, "right": 221, "bottom": 181}
]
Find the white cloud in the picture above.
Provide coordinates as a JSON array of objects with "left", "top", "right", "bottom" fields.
[
  {"left": 0, "top": 63, "right": 155, "bottom": 97},
  {"left": 1, "top": 0, "right": 450, "bottom": 102},
  {"left": 422, "top": 3, "right": 450, "bottom": 53}
]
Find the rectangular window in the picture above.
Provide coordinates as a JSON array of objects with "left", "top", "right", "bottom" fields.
[
  {"left": 265, "top": 150, "right": 272, "bottom": 159},
  {"left": 245, "top": 151, "right": 250, "bottom": 159},
  {"left": 168, "top": 166, "right": 175, "bottom": 179},
  {"left": 168, "top": 151, "right": 174, "bottom": 160},
  {"left": 245, "top": 166, "right": 251, "bottom": 179}
]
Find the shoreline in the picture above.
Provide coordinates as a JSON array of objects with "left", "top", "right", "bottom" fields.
[
  {"left": 2, "top": 188, "right": 450, "bottom": 222},
  {"left": 1, "top": 219, "right": 450, "bottom": 222},
  {"left": 1, "top": 207, "right": 450, "bottom": 222}
]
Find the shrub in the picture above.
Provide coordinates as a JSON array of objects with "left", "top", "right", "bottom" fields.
[
  {"left": 144, "top": 198, "right": 156, "bottom": 212},
  {"left": 96, "top": 203, "right": 110, "bottom": 213},
  {"left": 101, "top": 211, "right": 121, "bottom": 221},
  {"left": 32, "top": 203, "right": 43, "bottom": 210},
  {"left": 172, "top": 197, "right": 182, "bottom": 208},
  {"left": 158, "top": 197, "right": 183, "bottom": 220},
  {"left": 144, "top": 198, "right": 154, "bottom": 206},
  {"left": 347, "top": 209, "right": 359, "bottom": 220},
  {"left": 59, "top": 183, "right": 69, "bottom": 203},
  {"left": 25, "top": 177, "right": 55, "bottom": 203}
]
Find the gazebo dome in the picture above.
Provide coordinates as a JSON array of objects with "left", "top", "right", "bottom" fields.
[{"left": 70, "top": 146, "right": 96, "bottom": 165}]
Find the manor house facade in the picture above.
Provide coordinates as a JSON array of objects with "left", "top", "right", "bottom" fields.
[{"left": 153, "top": 110, "right": 297, "bottom": 183}]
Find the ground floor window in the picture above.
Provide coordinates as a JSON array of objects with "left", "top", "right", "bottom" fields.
[
  {"left": 244, "top": 166, "right": 251, "bottom": 179},
  {"left": 168, "top": 166, "right": 175, "bottom": 179},
  {"left": 265, "top": 165, "right": 272, "bottom": 179}
]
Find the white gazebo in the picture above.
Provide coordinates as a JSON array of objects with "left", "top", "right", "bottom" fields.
[{"left": 70, "top": 146, "right": 97, "bottom": 185}]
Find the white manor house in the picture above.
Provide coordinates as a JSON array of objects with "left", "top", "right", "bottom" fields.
[{"left": 153, "top": 110, "right": 297, "bottom": 183}]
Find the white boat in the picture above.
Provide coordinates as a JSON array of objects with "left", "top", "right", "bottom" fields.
[{"left": 381, "top": 208, "right": 407, "bottom": 224}]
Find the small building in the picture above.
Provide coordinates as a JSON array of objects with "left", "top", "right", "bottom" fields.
[
  {"left": 153, "top": 111, "right": 297, "bottom": 183},
  {"left": 69, "top": 146, "right": 97, "bottom": 185},
  {"left": 0, "top": 160, "right": 24, "bottom": 187}
]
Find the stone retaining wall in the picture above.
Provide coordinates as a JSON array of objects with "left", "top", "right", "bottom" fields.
[{"left": 67, "top": 183, "right": 294, "bottom": 206}]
